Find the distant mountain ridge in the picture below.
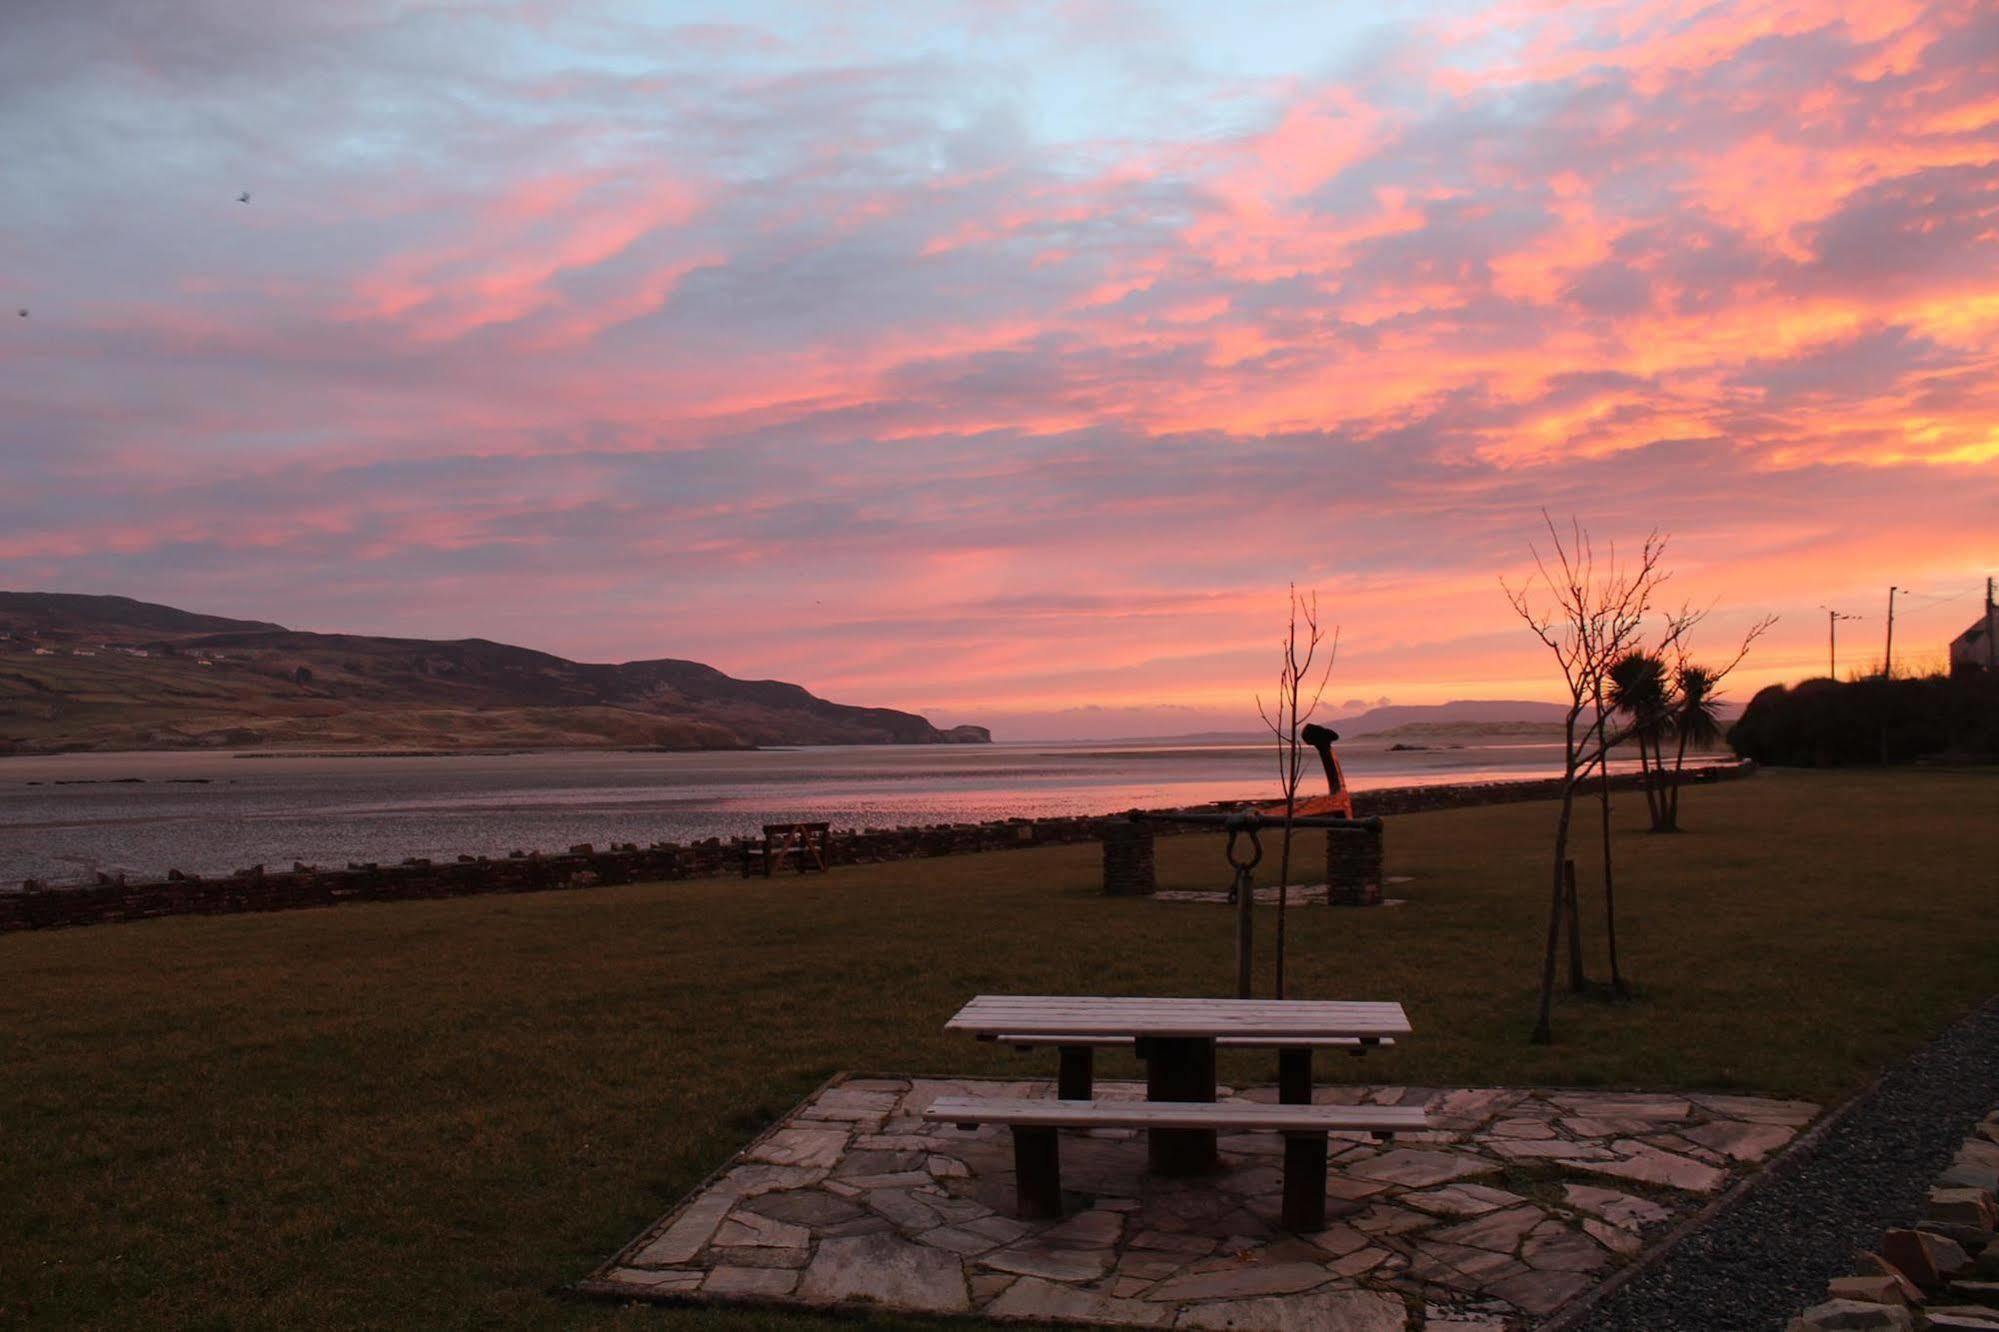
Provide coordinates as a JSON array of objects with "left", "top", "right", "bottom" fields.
[
  {"left": 0, "top": 591, "right": 988, "bottom": 754},
  {"left": 0, "top": 592, "right": 283, "bottom": 637},
  {"left": 1326, "top": 700, "right": 1575, "bottom": 735},
  {"left": 1142, "top": 701, "right": 1575, "bottom": 743}
]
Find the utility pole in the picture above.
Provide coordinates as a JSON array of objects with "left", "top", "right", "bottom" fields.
[
  {"left": 1883, "top": 586, "right": 1900, "bottom": 679},
  {"left": 1988, "top": 577, "right": 1996, "bottom": 674},
  {"left": 1821, "top": 607, "right": 1860, "bottom": 679}
]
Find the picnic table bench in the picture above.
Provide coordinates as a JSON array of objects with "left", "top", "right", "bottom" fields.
[
  {"left": 738, "top": 822, "right": 831, "bottom": 877},
  {"left": 936, "top": 994, "right": 1424, "bottom": 1229},
  {"left": 925, "top": 1096, "right": 1426, "bottom": 1230}
]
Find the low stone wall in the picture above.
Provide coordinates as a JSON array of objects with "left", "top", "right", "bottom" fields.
[
  {"left": 1785, "top": 1105, "right": 1999, "bottom": 1329},
  {"left": 0, "top": 817, "right": 1136, "bottom": 933},
  {"left": 1346, "top": 759, "right": 1751, "bottom": 819},
  {"left": 0, "top": 760, "right": 1752, "bottom": 934}
]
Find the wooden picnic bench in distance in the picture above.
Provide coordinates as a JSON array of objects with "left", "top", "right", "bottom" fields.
[
  {"left": 738, "top": 821, "right": 831, "bottom": 878},
  {"left": 946, "top": 995, "right": 1413, "bottom": 1174},
  {"left": 923, "top": 1095, "right": 1429, "bottom": 1230}
]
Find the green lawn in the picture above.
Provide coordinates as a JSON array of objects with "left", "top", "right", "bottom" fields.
[{"left": 2, "top": 768, "right": 1995, "bottom": 1329}]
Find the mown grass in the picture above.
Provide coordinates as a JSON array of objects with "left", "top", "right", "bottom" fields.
[{"left": 1, "top": 767, "right": 1995, "bottom": 1329}]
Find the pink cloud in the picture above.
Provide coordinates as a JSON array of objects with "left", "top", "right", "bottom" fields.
[{"left": 6, "top": 0, "right": 1998, "bottom": 732}]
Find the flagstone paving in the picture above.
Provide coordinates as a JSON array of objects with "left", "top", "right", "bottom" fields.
[{"left": 586, "top": 1077, "right": 1818, "bottom": 1327}]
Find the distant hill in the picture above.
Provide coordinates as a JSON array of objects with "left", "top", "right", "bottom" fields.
[
  {"left": 1146, "top": 701, "right": 1575, "bottom": 744},
  {"left": 0, "top": 591, "right": 283, "bottom": 637},
  {"left": 0, "top": 592, "right": 988, "bottom": 755},
  {"left": 1326, "top": 700, "right": 1574, "bottom": 735}
]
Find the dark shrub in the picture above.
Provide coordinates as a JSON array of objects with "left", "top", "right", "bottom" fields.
[{"left": 1729, "top": 673, "right": 1999, "bottom": 765}]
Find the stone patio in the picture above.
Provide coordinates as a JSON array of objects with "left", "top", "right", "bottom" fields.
[{"left": 585, "top": 1076, "right": 1819, "bottom": 1327}]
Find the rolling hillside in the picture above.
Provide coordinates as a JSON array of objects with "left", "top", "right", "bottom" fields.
[{"left": 0, "top": 592, "right": 988, "bottom": 754}]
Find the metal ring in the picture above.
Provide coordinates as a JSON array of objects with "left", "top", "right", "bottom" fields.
[{"left": 1224, "top": 825, "right": 1263, "bottom": 871}]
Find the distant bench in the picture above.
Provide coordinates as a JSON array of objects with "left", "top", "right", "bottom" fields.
[
  {"left": 738, "top": 822, "right": 831, "bottom": 878},
  {"left": 924, "top": 1095, "right": 1429, "bottom": 1230}
]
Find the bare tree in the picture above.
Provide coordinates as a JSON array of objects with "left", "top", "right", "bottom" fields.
[
  {"left": 1256, "top": 585, "right": 1336, "bottom": 1000},
  {"left": 1503, "top": 515, "right": 1668, "bottom": 1044}
]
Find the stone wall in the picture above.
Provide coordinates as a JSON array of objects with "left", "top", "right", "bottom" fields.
[
  {"left": 0, "top": 816, "right": 1154, "bottom": 933},
  {"left": 0, "top": 761, "right": 1752, "bottom": 934},
  {"left": 1345, "top": 759, "right": 1750, "bottom": 819}
]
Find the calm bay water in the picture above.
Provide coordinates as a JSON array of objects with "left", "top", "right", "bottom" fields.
[{"left": 0, "top": 737, "right": 1608, "bottom": 885}]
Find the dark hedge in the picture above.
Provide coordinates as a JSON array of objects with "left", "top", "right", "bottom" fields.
[{"left": 1728, "top": 672, "right": 1999, "bottom": 765}]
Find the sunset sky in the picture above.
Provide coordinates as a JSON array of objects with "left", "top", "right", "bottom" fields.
[{"left": 3, "top": 0, "right": 1996, "bottom": 738}]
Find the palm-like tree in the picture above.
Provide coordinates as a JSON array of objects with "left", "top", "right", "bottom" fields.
[
  {"left": 1662, "top": 664, "right": 1724, "bottom": 829},
  {"left": 1607, "top": 651, "right": 1671, "bottom": 828}
]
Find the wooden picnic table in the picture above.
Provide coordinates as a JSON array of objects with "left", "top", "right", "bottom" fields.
[{"left": 946, "top": 995, "right": 1412, "bottom": 1174}]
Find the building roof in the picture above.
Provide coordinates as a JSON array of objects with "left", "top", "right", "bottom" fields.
[{"left": 1950, "top": 607, "right": 1997, "bottom": 657}]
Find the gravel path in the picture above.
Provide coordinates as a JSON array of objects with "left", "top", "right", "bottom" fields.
[{"left": 1575, "top": 997, "right": 1999, "bottom": 1332}]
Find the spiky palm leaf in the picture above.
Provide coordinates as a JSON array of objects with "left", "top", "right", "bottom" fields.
[
  {"left": 1607, "top": 651, "right": 1671, "bottom": 745},
  {"left": 1674, "top": 664, "right": 1725, "bottom": 751}
]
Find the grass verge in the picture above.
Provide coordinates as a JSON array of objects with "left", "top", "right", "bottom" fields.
[{"left": 1, "top": 767, "right": 1994, "bottom": 1328}]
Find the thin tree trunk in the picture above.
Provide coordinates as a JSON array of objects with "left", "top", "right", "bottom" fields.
[
  {"left": 1276, "top": 689, "right": 1295, "bottom": 1001},
  {"left": 1275, "top": 619, "right": 1298, "bottom": 1000},
  {"left": 1534, "top": 787, "right": 1575, "bottom": 1043},
  {"left": 1647, "top": 737, "right": 1663, "bottom": 826},
  {"left": 1635, "top": 729, "right": 1662, "bottom": 828},
  {"left": 1534, "top": 711, "right": 1583, "bottom": 1044},
  {"left": 1599, "top": 751, "right": 1626, "bottom": 995},
  {"left": 1594, "top": 686, "right": 1625, "bottom": 996},
  {"left": 1275, "top": 802, "right": 1293, "bottom": 999},
  {"left": 1664, "top": 727, "right": 1692, "bottom": 831},
  {"left": 1564, "top": 858, "right": 1586, "bottom": 993},
  {"left": 1629, "top": 731, "right": 1649, "bottom": 822}
]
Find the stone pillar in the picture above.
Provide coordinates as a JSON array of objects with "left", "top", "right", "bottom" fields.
[
  {"left": 1102, "top": 819, "right": 1156, "bottom": 896},
  {"left": 1326, "top": 823, "right": 1383, "bottom": 906}
]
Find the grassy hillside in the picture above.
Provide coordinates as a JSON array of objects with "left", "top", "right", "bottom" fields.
[
  {"left": 1, "top": 768, "right": 1995, "bottom": 1328},
  {"left": 0, "top": 592, "right": 983, "bottom": 753}
]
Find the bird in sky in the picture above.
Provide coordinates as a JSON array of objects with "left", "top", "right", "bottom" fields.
[
  {"left": 237, "top": 191, "right": 251, "bottom": 204},
  {"left": 15, "top": 309, "right": 25, "bottom": 318}
]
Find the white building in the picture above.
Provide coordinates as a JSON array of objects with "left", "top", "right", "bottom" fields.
[{"left": 1951, "top": 605, "right": 1998, "bottom": 675}]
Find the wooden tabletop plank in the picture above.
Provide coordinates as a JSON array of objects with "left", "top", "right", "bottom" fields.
[
  {"left": 923, "top": 1095, "right": 1430, "bottom": 1132},
  {"left": 946, "top": 995, "right": 1411, "bottom": 1038},
  {"left": 958, "top": 998, "right": 1399, "bottom": 1010},
  {"left": 963, "top": 1000, "right": 1400, "bottom": 1010},
  {"left": 993, "top": 1034, "right": 1395, "bottom": 1049}
]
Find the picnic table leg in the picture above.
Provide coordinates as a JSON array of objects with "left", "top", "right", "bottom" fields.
[
  {"left": 1057, "top": 1045, "right": 1093, "bottom": 1100},
  {"left": 1278, "top": 1047, "right": 1313, "bottom": 1105},
  {"left": 1012, "top": 1126, "right": 1064, "bottom": 1218},
  {"left": 1143, "top": 1036, "right": 1218, "bottom": 1175},
  {"left": 1281, "top": 1132, "right": 1329, "bottom": 1231}
]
